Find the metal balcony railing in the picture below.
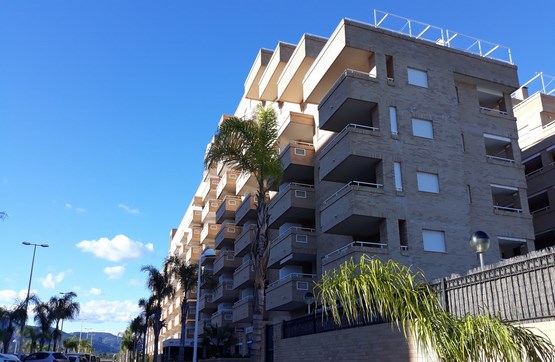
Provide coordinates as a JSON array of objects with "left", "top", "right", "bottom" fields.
[{"left": 323, "top": 181, "right": 383, "bottom": 205}]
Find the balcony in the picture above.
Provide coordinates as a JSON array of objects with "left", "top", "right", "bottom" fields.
[
  {"left": 322, "top": 241, "right": 389, "bottom": 274},
  {"left": 268, "top": 183, "right": 315, "bottom": 228},
  {"left": 258, "top": 42, "right": 296, "bottom": 101},
  {"left": 320, "top": 181, "right": 393, "bottom": 235},
  {"left": 182, "top": 206, "right": 202, "bottom": 230},
  {"left": 232, "top": 296, "right": 254, "bottom": 323},
  {"left": 244, "top": 48, "right": 273, "bottom": 100},
  {"left": 215, "top": 224, "right": 241, "bottom": 250},
  {"left": 197, "top": 293, "right": 217, "bottom": 313},
  {"left": 233, "top": 261, "right": 255, "bottom": 289},
  {"left": 201, "top": 223, "right": 222, "bottom": 245},
  {"left": 216, "top": 196, "right": 242, "bottom": 224},
  {"left": 211, "top": 310, "right": 233, "bottom": 328},
  {"left": 202, "top": 199, "right": 223, "bottom": 224},
  {"left": 319, "top": 124, "right": 383, "bottom": 183},
  {"left": 491, "top": 184, "right": 524, "bottom": 216},
  {"left": 236, "top": 172, "right": 257, "bottom": 196},
  {"left": 201, "top": 177, "right": 221, "bottom": 204},
  {"left": 484, "top": 134, "right": 516, "bottom": 166},
  {"left": 268, "top": 227, "right": 317, "bottom": 268},
  {"left": 213, "top": 281, "right": 240, "bottom": 303},
  {"left": 527, "top": 162, "right": 555, "bottom": 192},
  {"left": 280, "top": 141, "right": 315, "bottom": 184},
  {"left": 216, "top": 171, "right": 240, "bottom": 199},
  {"left": 185, "top": 246, "right": 200, "bottom": 263},
  {"left": 318, "top": 70, "right": 380, "bottom": 132},
  {"left": 235, "top": 192, "right": 257, "bottom": 226},
  {"left": 213, "top": 251, "right": 241, "bottom": 276},
  {"left": 234, "top": 224, "right": 256, "bottom": 257},
  {"left": 186, "top": 226, "right": 201, "bottom": 246},
  {"left": 265, "top": 273, "right": 316, "bottom": 311},
  {"left": 277, "top": 111, "right": 314, "bottom": 144}
]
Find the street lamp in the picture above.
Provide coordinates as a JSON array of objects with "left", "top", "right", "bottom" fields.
[
  {"left": 59, "top": 291, "right": 72, "bottom": 349},
  {"left": 19, "top": 242, "right": 49, "bottom": 355},
  {"left": 192, "top": 248, "right": 216, "bottom": 362},
  {"left": 470, "top": 231, "right": 490, "bottom": 268},
  {"left": 304, "top": 292, "right": 315, "bottom": 315}
]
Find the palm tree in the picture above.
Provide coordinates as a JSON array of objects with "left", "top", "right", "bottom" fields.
[
  {"left": 137, "top": 297, "right": 155, "bottom": 362},
  {"left": 62, "top": 336, "right": 79, "bottom": 353},
  {"left": 23, "top": 326, "right": 39, "bottom": 353},
  {"left": 165, "top": 255, "right": 197, "bottom": 362},
  {"left": 49, "top": 292, "right": 80, "bottom": 351},
  {"left": 129, "top": 315, "right": 144, "bottom": 362},
  {"left": 316, "top": 256, "right": 555, "bottom": 361},
  {"left": 201, "top": 326, "right": 235, "bottom": 358},
  {"left": 141, "top": 264, "right": 174, "bottom": 362},
  {"left": 0, "top": 301, "right": 27, "bottom": 353},
  {"left": 204, "top": 105, "right": 282, "bottom": 361},
  {"left": 33, "top": 301, "right": 53, "bottom": 350}
]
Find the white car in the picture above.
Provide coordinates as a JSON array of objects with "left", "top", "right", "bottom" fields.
[
  {"left": 0, "top": 354, "right": 21, "bottom": 362},
  {"left": 22, "top": 352, "right": 69, "bottom": 362}
]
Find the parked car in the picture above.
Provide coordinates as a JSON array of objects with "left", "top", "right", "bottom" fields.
[
  {"left": 0, "top": 354, "right": 21, "bottom": 362},
  {"left": 64, "top": 355, "right": 87, "bottom": 362},
  {"left": 22, "top": 352, "right": 69, "bottom": 362}
]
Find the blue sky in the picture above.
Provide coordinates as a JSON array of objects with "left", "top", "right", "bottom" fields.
[{"left": 1, "top": 1, "right": 553, "bottom": 335}]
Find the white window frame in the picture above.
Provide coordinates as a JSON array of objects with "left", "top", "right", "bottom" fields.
[
  {"left": 294, "top": 148, "right": 306, "bottom": 156},
  {"left": 408, "top": 67, "right": 428, "bottom": 88},
  {"left": 295, "top": 234, "right": 308, "bottom": 243},
  {"left": 295, "top": 190, "right": 307, "bottom": 198},
  {"left": 417, "top": 172, "right": 439, "bottom": 193},
  {"left": 422, "top": 229, "right": 446, "bottom": 252},
  {"left": 412, "top": 118, "right": 433, "bottom": 139}
]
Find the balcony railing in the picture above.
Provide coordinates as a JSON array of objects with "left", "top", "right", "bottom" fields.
[
  {"left": 479, "top": 107, "right": 509, "bottom": 116},
  {"left": 267, "top": 273, "right": 317, "bottom": 290},
  {"left": 323, "top": 181, "right": 384, "bottom": 205},
  {"left": 320, "top": 123, "right": 380, "bottom": 156},
  {"left": 531, "top": 206, "right": 550, "bottom": 215},
  {"left": 323, "top": 241, "right": 387, "bottom": 260},
  {"left": 486, "top": 155, "right": 515, "bottom": 164},
  {"left": 493, "top": 206, "right": 523, "bottom": 214}
]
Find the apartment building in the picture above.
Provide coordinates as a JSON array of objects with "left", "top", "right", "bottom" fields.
[
  {"left": 158, "top": 11, "right": 535, "bottom": 358},
  {"left": 513, "top": 73, "right": 555, "bottom": 252}
]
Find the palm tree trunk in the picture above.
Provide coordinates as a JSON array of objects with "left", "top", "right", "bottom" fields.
[
  {"left": 141, "top": 328, "right": 147, "bottom": 362},
  {"left": 153, "top": 316, "right": 161, "bottom": 362},
  {"left": 53, "top": 320, "right": 60, "bottom": 351},
  {"left": 177, "top": 299, "right": 188, "bottom": 362}
]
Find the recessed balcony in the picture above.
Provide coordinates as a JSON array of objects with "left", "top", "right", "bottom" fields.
[
  {"left": 265, "top": 273, "right": 316, "bottom": 311},
  {"left": 211, "top": 310, "right": 233, "bottom": 328},
  {"left": 234, "top": 224, "right": 256, "bottom": 257},
  {"left": 235, "top": 192, "right": 257, "bottom": 226},
  {"left": 185, "top": 246, "right": 200, "bottom": 263},
  {"left": 215, "top": 224, "right": 241, "bottom": 250},
  {"left": 201, "top": 177, "right": 221, "bottom": 204},
  {"left": 216, "top": 196, "right": 242, "bottom": 224},
  {"left": 233, "top": 261, "right": 254, "bottom": 289},
  {"left": 484, "top": 133, "right": 516, "bottom": 165},
  {"left": 202, "top": 199, "right": 223, "bottom": 224},
  {"left": 280, "top": 141, "right": 315, "bottom": 184},
  {"left": 318, "top": 71, "right": 380, "bottom": 132},
  {"left": 186, "top": 226, "right": 201, "bottom": 246},
  {"left": 201, "top": 223, "right": 222, "bottom": 245},
  {"left": 321, "top": 241, "right": 389, "bottom": 274},
  {"left": 197, "top": 293, "right": 217, "bottom": 313},
  {"left": 216, "top": 171, "right": 240, "bottom": 199},
  {"left": 491, "top": 184, "right": 524, "bottom": 215},
  {"left": 232, "top": 296, "right": 254, "bottom": 323},
  {"left": 320, "top": 181, "right": 394, "bottom": 235},
  {"left": 213, "top": 251, "right": 241, "bottom": 276},
  {"left": 268, "top": 227, "right": 317, "bottom": 268},
  {"left": 212, "top": 281, "right": 240, "bottom": 303},
  {"left": 268, "top": 183, "right": 315, "bottom": 228},
  {"left": 319, "top": 124, "right": 383, "bottom": 184},
  {"left": 236, "top": 172, "right": 257, "bottom": 196},
  {"left": 277, "top": 111, "right": 315, "bottom": 145}
]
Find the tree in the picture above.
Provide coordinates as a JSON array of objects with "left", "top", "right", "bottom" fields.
[
  {"left": 23, "top": 326, "right": 39, "bottom": 353},
  {"left": 49, "top": 292, "right": 80, "bottom": 351},
  {"left": 201, "top": 326, "right": 235, "bottom": 358},
  {"left": 316, "top": 256, "right": 555, "bottom": 362},
  {"left": 165, "top": 255, "right": 197, "bottom": 362},
  {"left": 33, "top": 301, "right": 54, "bottom": 350},
  {"left": 62, "top": 336, "right": 79, "bottom": 353},
  {"left": 78, "top": 338, "right": 92, "bottom": 353},
  {"left": 137, "top": 297, "right": 155, "bottom": 362},
  {"left": 141, "top": 264, "right": 174, "bottom": 362},
  {"left": 204, "top": 105, "right": 282, "bottom": 361},
  {"left": 0, "top": 301, "right": 27, "bottom": 353}
]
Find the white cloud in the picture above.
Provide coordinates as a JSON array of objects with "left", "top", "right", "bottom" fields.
[
  {"left": 118, "top": 204, "right": 141, "bottom": 215},
  {"left": 76, "top": 234, "right": 154, "bottom": 262},
  {"left": 65, "top": 203, "right": 86, "bottom": 213},
  {"left": 41, "top": 272, "right": 65, "bottom": 289},
  {"left": 78, "top": 299, "right": 140, "bottom": 323},
  {"left": 128, "top": 278, "right": 142, "bottom": 286},
  {"left": 0, "top": 289, "right": 37, "bottom": 305},
  {"left": 88, "top": 288, "right": 102, "bottom": 296},
  {"left": 104, "top": 266, "right": 125, "bottom": 280}
]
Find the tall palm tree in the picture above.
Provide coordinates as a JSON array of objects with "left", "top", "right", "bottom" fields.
[
  {"left": 165, "top": 255, "right": 197, "bottom": 362},
  {"left": 23, "top": 326, "right": 39, "bottom": 353},
  {"left": 48, "top": 292, "right": 80, "bottom": 351},
  {"left": 0, "top": 302, "right": 27, "bottom": 353},
  {"left": 204, "top": 105, "right": 282, "bottom": 361},
  {"left": 33, "top": 301, "right": 53, "bottom": 350},
  {"left": 62, "top": 336, "right": 79, "bottom": 353},
  {"left": 137, "top": 297, "right": 155, "bottom": 362},
  {"left": 141, "top": 264, "right": 174, "bottom": 362},
  {"left": 316, "top": 256, "right": 555, "bottom": 362},
  {"left": 129, "top": 315, "right": 145, "bottom": 362}
]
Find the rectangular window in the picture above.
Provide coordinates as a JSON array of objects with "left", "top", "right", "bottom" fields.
[
  {"left": 296, "top": 281, "right": 309, "bottom": 291},
  {"left": 417, "top": 172, "right": 439, "bottom": 193},
  {"left": 398, "top": 220, "right": 408, "bottom": 250},
  {"left": 386, "top": 55, "right": 394, "bottom": 80},
  {"left": 412, "top": 118, "right": 433, "bottom": 139},
  {"left": 408, "top": 68, "right": 428, "bottom": 87},
  {"left": 294, "top": 148, "right": 306, "bottom": 156},
  {"left": 394, "top": 162, "right": 403, "bottom": 191},
  {"left": 389, "top": 106, "right": 398, "bottom": 135},
  {"left": 422, "top": 230, "right": 445, "bottom": 252},
  {"left": 296, "top": 234, "right": 308, "bottom": 243},
  {"left": 295, "top": 190, "right": 307, "bottom": 198},
  {"left": 228, "top": 200, "right": 236, "bottom": 205}
]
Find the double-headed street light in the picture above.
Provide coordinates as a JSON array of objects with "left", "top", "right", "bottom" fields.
[
  {"left": 193, "top": 248, "right": 216, "bottom": 362},
  {"left": 19, "top": 242, "right": 49, "bottom": 355}
]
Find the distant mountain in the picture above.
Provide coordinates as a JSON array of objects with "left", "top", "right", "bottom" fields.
[{"left": 64, "top": 332, "right": 122, "bottom": 354}]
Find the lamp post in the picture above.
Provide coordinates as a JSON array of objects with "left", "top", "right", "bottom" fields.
[
  {"left": 304, "top": 292, "right": 315, "bottom": 315},
  {"left": 78, "top": 319, "right": 87, "bottom": 352},
  {"left": 192, "top": 248, "right": 216, "bottom": 362},
  {"left": 469, "top": 231, "right": 490, "bottom": 268},
  {"left": 19, "top": 242, "right": 49, "bottom": 355},
  {"left": 58, "top": 292, "right": 72, "bottom": 350}
]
